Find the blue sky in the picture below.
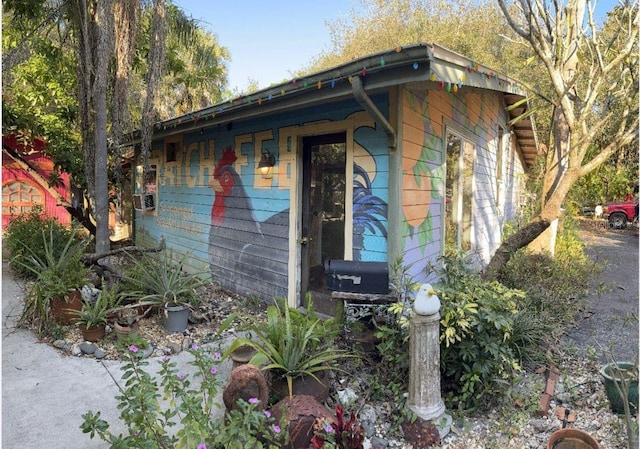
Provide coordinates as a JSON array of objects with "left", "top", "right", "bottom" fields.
[
  {"left": 174, "top": 0, "right": 617, "bottom": 94},
  {"left": 173, "top": 0, "right": 353, "bottom": 93}
]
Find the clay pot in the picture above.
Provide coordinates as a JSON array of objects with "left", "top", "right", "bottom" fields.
[
  {"left": 80, "top": 324, "right": 106, "bottom": 342},
  {"left": 50, "top": 291, "right": 83, "bottom": 325},
  {"left": 271, "top": 369, "right": 330, "bottom": 403},
  {"left": 113, "top": 321, "right": 140, "bottom": 341},
  {"left": 546, "top": 428, "right": 600, "bottom": 449}
]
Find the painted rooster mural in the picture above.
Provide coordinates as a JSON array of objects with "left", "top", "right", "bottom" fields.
[{"left": 208, "top": 146, "right": 288, "bottom": 297}]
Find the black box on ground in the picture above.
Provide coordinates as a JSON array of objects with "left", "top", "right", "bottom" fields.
[{"left": 324, "top": 260, "right": 389, "bottom": 294}]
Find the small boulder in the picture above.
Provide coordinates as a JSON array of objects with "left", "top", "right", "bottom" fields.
[{"left": 79, "top": 342, "right": 97, "bottom": 355}]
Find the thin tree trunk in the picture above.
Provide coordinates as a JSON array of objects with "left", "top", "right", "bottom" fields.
[{"left": 92, "top": 0, "right": 112, "bottom": 253}]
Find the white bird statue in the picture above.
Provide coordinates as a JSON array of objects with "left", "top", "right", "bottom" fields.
[{"left": 414, "top": 283, "right": 441, "bottom": 315}]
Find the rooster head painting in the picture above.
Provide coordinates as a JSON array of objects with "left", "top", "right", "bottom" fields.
[{"left": 208, "top": 146, "right": 268, "bottom": 286}]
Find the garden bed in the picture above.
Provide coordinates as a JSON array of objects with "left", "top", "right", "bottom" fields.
[{"left": 40, "top": 282, "right": 268, "bottom": 360}]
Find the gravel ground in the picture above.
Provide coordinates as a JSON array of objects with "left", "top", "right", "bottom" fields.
[
  {"left": 431, "top": 223, "right": 638, "bottom": 449},
  {"left": 14, "top": 221, "right": 639, "bottom": 448}
]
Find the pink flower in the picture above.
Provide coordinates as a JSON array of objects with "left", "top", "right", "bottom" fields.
[
  {"left": 248, "top": 398, "right": 259, "bottom": 404},
  {"left": 264, "top": 410, "right": 271, "bottom": 418},
  {"left": 191, "top": 343, "right": 199, "bottom": 350},
  {"left": 210, "top": 367, "right": 218, "bottom": 375},
  {"left": 214, "top": 351, "right": 221, "bottom": 360},
  {"left": 273, "top": 425, "right": 281, "bottom": 434},
  {"left": 162, "top": 355, "right": 170, "bottom": 362},
  {"left": 197, "top": 444, "right": 207, "bottom": 449},
  {"left": 128, "top": 345, "right": 138, "bottom": 353},
  {"left": 178, "top": 373, "right": 185, "bottom": 380},
  {"left": 325, "top": 424, "right": 334, "bottom": 433}
]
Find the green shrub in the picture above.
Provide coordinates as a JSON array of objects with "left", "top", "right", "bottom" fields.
[
  {"left": 501, "top": 213, "right": 599, "bottom": 366},
  {"left": 4, "top": 208, "right": 79, "bottom": 279},
  {"left": 429, "top": 251, "right": 525, "bottom": 411},
  {"left": 501, "top": 215, "right": 599, "bottom": 330}
]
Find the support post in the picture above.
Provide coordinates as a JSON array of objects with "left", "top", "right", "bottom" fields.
[{"left": 408, "top": 284, "right": 452, "bottom": 439}]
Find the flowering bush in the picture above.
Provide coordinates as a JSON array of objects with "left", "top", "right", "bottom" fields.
[
  {"left": 310, "top": 403, "right": 365, "bottom": 449},
  {"left": 80, "top": 344, "right": 287, "bottom": 449}
]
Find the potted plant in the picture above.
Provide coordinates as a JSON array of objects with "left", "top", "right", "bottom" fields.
[
  {"left": 123, "top": 250, "right": 206, "bottom": 332},
  {"left": 600, "top": 361, "right": 638, "bottom": 415},
  {"left": 224, "top": 297, "right": 354, "bottom": 402},
  {"left": 112, "top": 307, "right": 146, "bottom": 341},
  {"left": 16, "top": 227, "right": 91, "bottom": 331},
  {"left": 72, "top": 286, "right": 123, "bottom": 342}
]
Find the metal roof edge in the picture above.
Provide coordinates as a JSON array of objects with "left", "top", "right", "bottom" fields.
[{"left": 123, "top": 43, "right": 535, "bottom": 160}]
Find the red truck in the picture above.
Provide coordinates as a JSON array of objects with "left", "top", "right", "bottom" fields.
[{"left": 603, "top": 196, "right": 639, "bottom": 229}]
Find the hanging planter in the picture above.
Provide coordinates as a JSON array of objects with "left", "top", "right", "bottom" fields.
[{"left": 600, "top": 362, "right": 639, "bottom": 414}]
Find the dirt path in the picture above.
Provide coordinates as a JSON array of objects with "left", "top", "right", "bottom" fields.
[{"left": 563, "top": 223, "right": 639, "bottom": 363}]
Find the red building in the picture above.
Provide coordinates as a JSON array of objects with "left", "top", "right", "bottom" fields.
[{"left": 2, "top": 134, "right": 71, "bottom": 229}]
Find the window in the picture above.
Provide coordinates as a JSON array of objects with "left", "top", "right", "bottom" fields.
[
  {"left": 164, "top": 135, "right": 182, "bottom": 163},
  {"left": 166, "top": 142, "right": 177, "bottom": 163},
  {"left": 135, "top": 164, "right": 157, "bottom": 194},
  {"left": 2, "top": 181, "right": 44, "bottom": 215},
  {"left": 134, "top": 164, "right": 157, "bottom": 212},
  {"left": 445, "top": 132, "right": 475, "bottom": 250}
]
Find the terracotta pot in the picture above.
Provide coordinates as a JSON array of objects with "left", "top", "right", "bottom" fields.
[
  {"left": 113, "top": 321, "right": 140, "bottom": 342},
  {"left": 50, "top": 290, "right": 83, "bottom": 325},
  {"left": 546, "top": 428, "right": 600, "bottom": 449},
  {"left": 271, "top": 369, "right": 330, "bottom": 403},
  {"left": 80, "top": 324, "right": 106, "bottom": 342}
]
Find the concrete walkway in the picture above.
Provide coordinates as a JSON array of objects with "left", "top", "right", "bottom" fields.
[{"left": 2, "top": 261, "right": 232, "bottom": 448}]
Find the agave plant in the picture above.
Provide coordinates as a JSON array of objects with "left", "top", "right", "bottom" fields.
[
  {"left": 123, "top": 250, "right": 206, "bottom": 309},
  {"left": 15, "top": 226, "right": 91, "bottom": 333},
  {"left": 225, "top": 297, "right": 353, "bottom": 397}
]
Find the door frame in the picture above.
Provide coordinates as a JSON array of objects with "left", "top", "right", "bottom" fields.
[{"left": 286, "top": 123, "right": 354, "bottom": 309}]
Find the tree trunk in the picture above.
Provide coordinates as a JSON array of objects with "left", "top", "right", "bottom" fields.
[
  {"left": 482, "top": 219, "right": 550, "bottom": 280},
  {"left": 92, "top": 0, "right": 112, "bottom": 254}
]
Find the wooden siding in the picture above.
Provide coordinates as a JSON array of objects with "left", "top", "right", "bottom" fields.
[
  {"left": 400, "top": 84, "right": 525, "bottom": 281},
  {"left": 136, "top": 96, "right": 391, "bottom": 301}
]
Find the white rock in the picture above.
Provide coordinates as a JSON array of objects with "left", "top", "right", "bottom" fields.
[{"left": 337, "top": 387, "right": 358, "bottom": 405}]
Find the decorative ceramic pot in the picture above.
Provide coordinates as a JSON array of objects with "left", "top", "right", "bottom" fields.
[
  {"left": 50, "top": 290, "right": 83, "bottom": 325},
  {"left": 546, "top": 428, "right": 600, "bottom": 449},
  {"left": 600, "top": 362, "right": 639, "bottom": 414},
  {"left": 80, "top": 324, "right": 106, "bottom": 342}
]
